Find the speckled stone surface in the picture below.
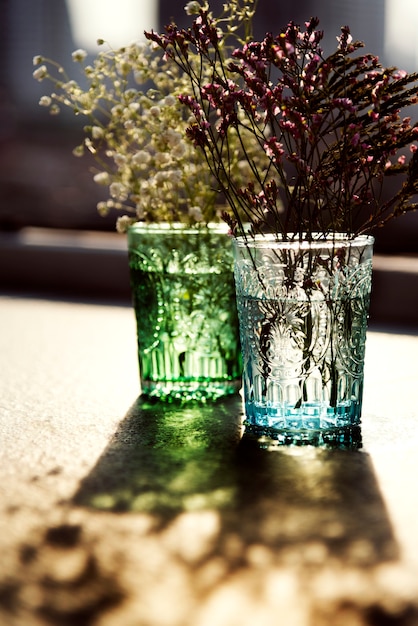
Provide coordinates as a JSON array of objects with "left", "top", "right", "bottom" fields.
[{"left": 1, "top": 294, "right": 418, "bottom": 626}]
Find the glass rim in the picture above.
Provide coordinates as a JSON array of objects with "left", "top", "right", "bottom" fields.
[
  {"left": 127, "top": 221, "right": 230, "bottom": 236},
  {"left": 233, "top": 233, "right": 374, "bottom": 250}
]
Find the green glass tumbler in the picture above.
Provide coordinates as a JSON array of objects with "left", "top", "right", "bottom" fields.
[{"left": 128, "top": 223, "right": 242, "bottom": 401}]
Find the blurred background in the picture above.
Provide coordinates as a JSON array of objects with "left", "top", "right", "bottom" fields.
[{"left": 1, "top": 0, "right": 418, "bottom": 318}]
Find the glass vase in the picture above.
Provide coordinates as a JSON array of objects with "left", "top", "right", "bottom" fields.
[
  {"left": 232, "top": 234, "right": 374, "bottom": 446},
  {"left": 128, "top": 223, "right": 242, "bottom": 401}
]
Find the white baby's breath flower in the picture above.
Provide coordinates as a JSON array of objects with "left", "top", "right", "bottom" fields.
[
  {"left": 156, "top": 72, "right": 169, "bottom": 85},
  {"left": 33, "top": 65, "right": 48, "bottom": 81},
  {"left": 62, "top": 79, "right": 78, "bottom": 92},
  {"left": 163, "top": 95, "right": 177, "bottom": 107},
  {"left": 91, "top": 125, "right": 104, "bottom": 139},
  {"left": 72, "top": 145, "right": 84, "bottom": 157},
  {"left": 167, "top": 169, "right": 182, "bottom": 183},
  {"left": 117, "top": 61, "right": 132, "bottom": 76},
  {"left": 39, "top": 95, "right": 51, "bottom": 107},
  {"left": 164, "top": 128, "right": 182, "bottom": 147},
  {"left": 111, "top": 105, "right": 123, "bottom": 116},
  {"left": 132, "top": 150, "right": 151, "bottom": 165},
  {"left": 114, "top": 153, "right": 127, "bottom": 167},
  {"left": 135, "top": 205, "right": 146, "bottom": 220},
  {"left": 49, "top": 104, "right": 60, "bottom": 115},
  {"left": 188, "top": 205, "right": 204, "bottom": 221},
  {"left": 154, "top": 152, "right": 170, "bottom": 166},
  {"left": 33, "top": 55, "right": 43, "bottom": 66},
  {"left": 116, "top": 215, "right": 133, "bottom": 233},
  {"left": 110, "top": 182, "right": 129, "bottom": 201},
  {"left": 97, "top": 201, "right": 110, "bottom": 216},
  {"left": 124, "top": 119, "right": 136, "bottom": 130},
  {"left": 153, "top": 171, "right": 165, "bottom": 184},
  {"left": 172, "top": 143, "right": 186, "bottom": 158},
  {"left": 122, "top": 106, "right": 134, "bottom": 120},
  {"left": 149, "top": 105, "right": 161, "bottom": 117},
  {"left": 72, "top": 49, "right": 88, "bottom": 62},
  {"left": 141, "top": 177, "right": 151, "bottom": 189}
]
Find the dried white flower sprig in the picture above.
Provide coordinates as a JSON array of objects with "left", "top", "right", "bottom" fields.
[
  {"left": 33, "top": 0, "right": 263, "bottom": 232},
  {"left": 34, "top": 43, "right": 222, "bottom": 231}
]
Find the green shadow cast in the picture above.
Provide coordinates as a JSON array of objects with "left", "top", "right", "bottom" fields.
[{"left": 73, "top": 395, "right": 398, "bottom": 567}]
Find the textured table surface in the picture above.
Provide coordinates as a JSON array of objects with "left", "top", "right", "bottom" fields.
[{"left": 1, "top": 294, "right": 418, "bottom": 626}]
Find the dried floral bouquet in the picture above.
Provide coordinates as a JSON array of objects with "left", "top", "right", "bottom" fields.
[{"left": 147, "top": 4, "right": 418, "bottom": 435}]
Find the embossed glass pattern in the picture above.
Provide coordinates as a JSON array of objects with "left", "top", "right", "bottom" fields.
[
  {"left": 233, "top": 235, "right": 374, "bottom": 444},
  {"left": 128, "top": 223, "right": 242, "bottom": 401}
]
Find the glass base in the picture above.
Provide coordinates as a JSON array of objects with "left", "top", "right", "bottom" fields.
[
  {"left": 244, "top": 421, "right": 362, "bottom": 449},
  {"left": 243, "top": 399, "right": 362, "bottom": 448},
  {"left": 141, "top": 378, "right": 242, "bottom": 402},
  {"left": 245, "top": 399, "right": 361, "bottom": 429}
]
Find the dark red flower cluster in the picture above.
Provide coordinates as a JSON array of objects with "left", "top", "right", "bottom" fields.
[{"left": 147, "top": 8, "right": 418, "bottom": 239}]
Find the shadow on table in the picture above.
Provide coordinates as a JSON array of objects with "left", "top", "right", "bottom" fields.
[{"left": 73, "top": 395, "right": 398, "bottom": 568}]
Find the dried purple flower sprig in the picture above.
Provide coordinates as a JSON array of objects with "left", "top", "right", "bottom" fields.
[{"left": 147, "top": 10, "right": 418, "bottom": 240}]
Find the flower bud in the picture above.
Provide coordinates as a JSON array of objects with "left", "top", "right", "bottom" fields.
[
  {"left": 184, "top": 1, "right": 201, "bottom": 15},
  {"left": 93, "top": 172, "right": 110, "bottom": 185}
]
